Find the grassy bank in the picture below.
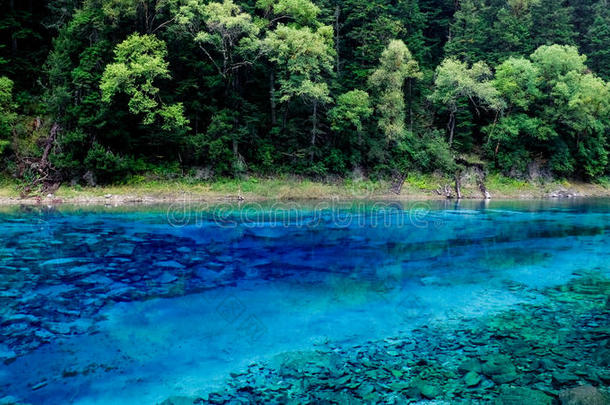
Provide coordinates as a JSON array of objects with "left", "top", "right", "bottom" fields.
[{"left": 0, "top": 174, "right": 609, "bottom": 205}]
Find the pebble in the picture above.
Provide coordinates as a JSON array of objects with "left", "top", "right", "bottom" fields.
[
  {"left": 157, "top": 272, "right": 178, "bottom": 284},
  {"left": 156, "top": 261, "right": 185, "bottom": 269}
]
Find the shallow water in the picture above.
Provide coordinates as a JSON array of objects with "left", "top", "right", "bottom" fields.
[{"left": 0, "top": 199, "right": 609, "bottom": 404}]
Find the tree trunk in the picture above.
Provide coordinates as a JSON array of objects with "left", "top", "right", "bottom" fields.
[
  {"left": 10, "top": 0, "right": 17, "bottom": 55},
  {"left": 282, "top": 104, "right": 288, "bottom": 132},
  {"left": 334, "top": 4, "right": 341, "bottom": 75},
  {"left": 448, "top": 111, "right": 456, "bottom": 147},
  {"left": 310, "top": 101, "right": 318, "bottom": 163},
  {"left": 270, "top": 72, "right": 277, "bottom": 125},
  {"left": 454, "top": 172, "right": 462, "bottom": 200},
  {"left": 233, "top": 138, "right": 239, "bottom": 159},
  {"left": 408, "top": 79, "right": 413, "bottom": 133}
]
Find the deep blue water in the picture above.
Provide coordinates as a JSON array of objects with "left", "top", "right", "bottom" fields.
[{"left": 1, "top": 199, "right": 609, "bottom": 404}]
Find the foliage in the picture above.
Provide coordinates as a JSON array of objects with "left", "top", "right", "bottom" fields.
[
  {"left": 429, "top": 58, "right": 505, "bottom": 147},
  {"left": 369, "top": 40, "right": 421, "bottom": 142},
  {"left": 100, "top": 33, "right": 188, "bottom": 131},
  {"left": 0, "top": 0, "right": 608, "bottom": 186},
  {"left": 0, "top": 77, "right": 15, "bottom": 155},
  {"left": 485, "top": 45, "right": 610, "bottom": 178}
]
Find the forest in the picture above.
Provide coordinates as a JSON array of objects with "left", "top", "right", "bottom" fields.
[{"left": 0, "top": 0, "right": 609, "bottom": 190}]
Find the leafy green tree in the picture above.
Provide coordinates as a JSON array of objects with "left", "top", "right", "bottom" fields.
[
  {"left": 0, "top": 76, "right": 15, "bottom": 155},
  {"left": 444, "top": 0, "right": 489, "bottom": 64},
  {"left": 177, "top": 0, "right": 261, "bottom": 80},
  {"left": 100, "top": 0, "right": 177, "bottom": 33},
  {"left": 100, "top": 33, "right": 188, "bottom": 131},
  {"left": 530, "top": 0, "right": 575, "bottom": 47},
  {"left": 328, "top": 89, "right": 371, "bottom": 139},
  {"left": 369, "top": 40, "right": 422, "bottom": 142},
  {"left": 337, "top": 0, "right": 421, "bottom": 89},
  {"left": 486, "top": 45, "right": 610, "bottom": 178},
  {"left": 483, "top": 57, "right": 545, "bottom": 173},
  {"left": 429, "top": 58, "right": 505, "bottom": 147},
  {"left": 492, "top": 57, "right": 540, "bottom": 111},
  {"left": 328, "top": 89, "right": 372, "bottom": 164},
  {"left": 552, "top": 68, "right": 610, "bottom": 177},
  {"left": 263, "top": 24, "right": 334, "bottom": 161},
  {"left": 529, "top": 44, "right": 586, "bottom": 86},
  {"left": 585, "top": 0, "right": 610, "bottom": 81},
  {"left": 0, "top": 0, "right": 51, "bottom": 92},
  {"left": 489, "top": 1, "right": 534, "bottom": 60},
  {"left": 256, "top": 0, "right": 322, "bottom": 26},
  {"left": 177, "top": 0, "right": 262, "bottom": 168}
]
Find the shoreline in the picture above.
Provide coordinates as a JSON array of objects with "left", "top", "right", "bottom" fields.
[{"left": 0, "top": 176, "right": 609, "bottom": 206}]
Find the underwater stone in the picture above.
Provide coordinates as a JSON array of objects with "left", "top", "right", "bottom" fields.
[
  {"left": 481, "top": 355, "right": 517, "bottom": 377},
  {"left": 80, "top": 274, "right": 113, "bottom": 285},
  {"left": 495, "top": 386, "right": 552, "bottom": 405},
  {"left": 0, "top": 396, "right": 20, "bottom": 405},
  {"left": 598, "top": 371, "right": 610, "bottom": 384},
  {"left": 458, "top": 358, "right": 483, "bottom": 374},
  {"left": 157, "top": 272, "right": 179, "bottom": 284},
  {"left": 464, "top": 371, "right": 482, "bottom": 387},
  {"left": 492, "top": 372, "right": 519, "bottom": 384},
  {"left": 39, "top": 258, "right": 88, "bottom": 267},
  {"left": 411, "top": 378, "right": 441, "bottom": 399},
  {"left": 0, "top": 344, "right": 16, "bottom": 364},
  {"left": 559, "top": 385, "right": 610, "bottom": 405},
  {"left": 159, "top": 396, "right": 202, "bottom": 405},
  {"left": 552, "top": 371, "right": 580, "bottom": 387},
  {"left": 157, "top": 261, "right": 185, "bottom": 269}
]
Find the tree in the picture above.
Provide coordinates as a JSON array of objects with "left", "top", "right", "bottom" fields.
[
  {"left": 585, "top": 0, "right": 610, "bottom": 81},
  {"left": 489, "top": 2, "right": 534, "bottom": 61},
  {"left": 328, "top": 89, "right": 372, "bottom": 139},
  {"left": 177, "top": 0, "right": 261, "bottom": 168},
  {"left": 256, "top": 0, "right": 322, "bottom": 26},
  {"left": 368, "top": 40, "right": 422, "bottom": 142},
  {"left": 0, "top": 76, "right": 15, "bottom": 155},
  {"left": 444, "top": 0, "right": 489, "bottom": 64},
  {"left": 486, "top": 45, "right": 610, "bottom": 178},
  {"left": 429, "top": 58, "right": 505, "bottom": 147},
  {"left": 492, "top": 57, "right": 540, "bottom": 112},
  {"left": 263, "top": 24, "right": 335, "bottom": 162},
  {"left": 100, "top": 33, "right": 188, "bottom": 132},
  {"left": 177, "top": 0, "right": 261, "bottom": 80},
  {"left": 100, "top": 0, "right": 177, "bottom": 33},
  {"left": 328, "top": 89, "right": 372, "bottom": 164},
  {"left": 530, "top": 0, "right": 576, "bottom": 48},
  {"left": 484, "top": 57, "right": 545, "bottom": 173}
]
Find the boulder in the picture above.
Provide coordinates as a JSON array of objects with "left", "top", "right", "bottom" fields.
[
  {"left": 559, "top": 385, "right": 610, "bottom": 405},
  {"left": 495, "top": 386, "right": 553, "bottom": 405}
]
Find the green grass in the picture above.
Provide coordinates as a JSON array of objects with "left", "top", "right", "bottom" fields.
[
  {"left": 0, "top": 177, "right": 19, "bottom": 198},
  {"left": 486, "top": 173, "right": 534, "bottom": 193},
  {"left": 1, "top": 172, "right": 609, "bottom": 202},
  {"left": 403, "top": 172, "right": 451, "bottom": 191}
]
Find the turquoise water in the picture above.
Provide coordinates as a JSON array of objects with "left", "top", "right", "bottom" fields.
[{"left": 0, "top": 199, "right": 609, "bottom": 404}]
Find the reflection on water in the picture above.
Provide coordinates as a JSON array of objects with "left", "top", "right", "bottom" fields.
[{"left": 0, "top": 199, "right": 609, "bottom": 404}]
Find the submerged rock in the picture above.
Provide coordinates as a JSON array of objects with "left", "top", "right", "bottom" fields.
[
  {"left": 495, "top": 386, "right": 553, "bottom": 405},
  {"left": 464, "top": 370, "right": 482, "bottom": 387},
  {"left": 158, "top": 396, "right": 202, "bottom": 405},
  {"left": 157, "top": 260, "right": 185, "bottom": 269},
  {"left": 552, "top": 371, "right": 580, "bottom": 387},
  {"left": 156, "top": 272, "right": 178, "bottom": 284},
  {"left": 0, "top": 396, "right": 20, "bottom": 405},
  {"left": 559, "top": 385, "right": 610, "bottom": 405},
  {"left": 0, "top": 344, "right": 16, "bottom": 364}
]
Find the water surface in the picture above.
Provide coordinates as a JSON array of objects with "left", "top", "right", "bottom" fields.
[{"left": 1, "top": 199, "right": 609, "bottom": 404}]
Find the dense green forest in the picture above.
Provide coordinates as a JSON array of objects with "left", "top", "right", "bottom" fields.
[{"left": 0, "top": 0, "right": 608, "bottom": 190}]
